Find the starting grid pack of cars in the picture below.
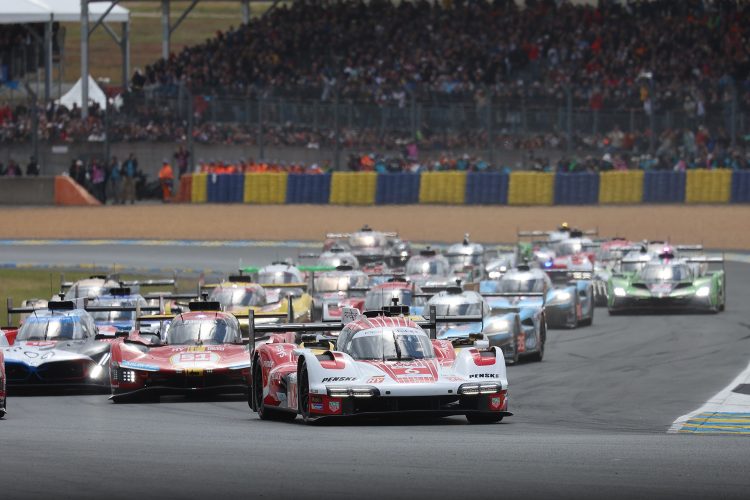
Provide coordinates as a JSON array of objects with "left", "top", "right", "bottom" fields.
[{"left": 0, "top": 224, "right": 726, "bottom": 423}]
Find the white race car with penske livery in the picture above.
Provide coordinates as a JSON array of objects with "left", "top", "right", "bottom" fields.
[{"left": 249, "top": 305, "right": 511, "bottom": 424}]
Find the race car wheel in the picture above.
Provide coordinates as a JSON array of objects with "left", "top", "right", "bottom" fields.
[
  {"left": 505, "top": 340, "right": 519, "bottom": 365},
  {"left": 298, "top": 361, "right": 313, "bottom": 424},
  {"left": 528, "top": 324, "right": 546, "bottom": 363},
  {"left": 0, "top": 397, "right": 6, "bottom": 418},
  {"left": 466, "top": 413, "right": 503, "bottom": 424},
  {"left": 254, "top": 363, "right": 296, "bottom": 422}
]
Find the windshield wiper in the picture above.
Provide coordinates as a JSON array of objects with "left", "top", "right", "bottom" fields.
[{"left": 392, "top": 332, "right": 404, "bottom": 361}]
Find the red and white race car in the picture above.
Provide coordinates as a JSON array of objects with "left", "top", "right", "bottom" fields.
[
  {"left": 249, "top": 306, "right": 511, "bottom": 424},
  {"left": 0, "top": 349, "right": 6, "bottom": 418},
  {"left": 109, "top": 305, "right": 250, "bottom": 402}
]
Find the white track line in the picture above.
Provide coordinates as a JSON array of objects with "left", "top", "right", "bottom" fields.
[{"left": 669, "top": 361, "right": 750, "bottom": 433}]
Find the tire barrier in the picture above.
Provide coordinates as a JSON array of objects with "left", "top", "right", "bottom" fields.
[
  {"left": 244, "top": 173, "right": 287, "bottom": 204},
  {"left": 465, "top": 172, "right": 509, "bottom": 205},
  {"left": 598, "top": 171, "right": 644, "bottom": 204},
  {"left": 419, "top": 171, "right": 467, "bottom": 204},
  {"left": 507, "top": 172, "right": 554, "bottom": 205},
  {"left": 554, "top": 173, "right": 599, "bottom": 205},
  {"left": 173, "top": 170, "right": 750, "bottom": 206},
  {"left": 643, "top": 171, "right": 685, "bottom": 203},
  {"left": 731, "top": 171, "right": 750, "bottom": 203},
  {"left": 286, "top": 173, "right": 331, "bottom": 204},
  {"left": 685, "top": 169, "right": 732, "bottom": 203},
  {"left": 376, "top": 173, "right": 420, "bottom": 205},
  {"left": 190, "top": 173, "right": 208, "bottom": 203},
  {"left": 329, "top": 172, "right": 377, "bottom": 205}
]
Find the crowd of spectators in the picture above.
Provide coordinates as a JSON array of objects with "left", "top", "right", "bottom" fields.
[{"left": 135, "top": 0, "right": 750, "bottom": 109}]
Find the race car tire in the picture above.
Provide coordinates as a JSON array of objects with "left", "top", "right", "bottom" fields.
[
  {"left": 528, "top": 324, "right": 546, "bottom": 363},
  {"left": 298, "top": 361, "right": 314, "bottom": 424},
  {"left": 466, "top": 413, "right": 503, "bottom": 424},
  {"left": 578, "top": 309, "right": 594, "bottom": 327},
  {"left": 505, "top": 340, "right": 519, "bottom": 365},
  {"left": 254, "top": 362, "right": 296, "bottom": 421},
  {"left": 0, "top": 397, "right": 6, "bottom": 418}
]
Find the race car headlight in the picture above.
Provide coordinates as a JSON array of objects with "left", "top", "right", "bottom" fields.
[
  {"left": 548, "top": 291, "right": 571, "bottom": 304},
  {"left": 89, "top": 365, "right": 104, "bottom": 379},
  {"left": 488, "top": 270, "right": 505, "bottom": 279},
  {"left": 120, "top": 369, "right": 136, "bottom": 383},
  {"left": 326, "top": 385, "right": 379, "bottom": 398},
  {"left": 458, "top": 383, "right": 502, "bottom": 395},
  {"left": 484, "top": 319, "right": 510, "bottom": 334},
  {"left": 613, "top": 287, "right": 627, "bottom": 297},
  {"left": 696, "top": 286, "right": 711, "bottom": 298}
]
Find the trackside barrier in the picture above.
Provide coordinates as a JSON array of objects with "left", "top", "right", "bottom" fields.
[
  {"left": 376, "top": 173, "right": 420, "bottom": 204},
  {"left": 731, "top": 171, "right": 750, "bottom": 203},
  {"left": 465, "top": 172, "right": 508, "bottom": 204},
  {"left": 329, "top": 172, "right": 377, "bottom": 205},
  {"left": 244, "top": 173, "right": 287, "bottom": 204},
  {"left": 507, "top": 172, "right": 554, "bottom": 205},
  {"left": 177, "top": 175, "right": 193, "bottom": 202},
  {"left": 554, "top": 172, "right": 599, "bottom": 205},
  {"left": 190, "top": 173, "right": 208, "bottom": 203},
  {"left": 685, "top": 169, "right": 732, "bottom": 203},
  {"left": 643, "top": 171, "right": 685, "bottom": 203},
  {"left": 419, "top": 171, "right": 467, "bottom": 204},
  {"left": 598, "top": 171, "right": 644, "bottom": 204},
  {"left": 286, "top": 174, "right": 331, "bottom": 203}
]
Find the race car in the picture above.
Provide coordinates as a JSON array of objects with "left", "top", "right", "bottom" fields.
[
  {"left": 61, "top": 274, "right": 176, "bottom": 300},
  {"left": 324, "top": 225, "right": 411, "bottom": 267},
  {"left": 206, "top": 276, "right": 313, "bottom": 323},
  {"left": 484, "top": 247, "right": 517, "bottom": 281},
  {"left": 248, "top": 305, "right": 511, "bottom": 424},
  {"left": 445, "top": 234, "right": 485, "bottom": 281},
  {"left": 424, "top": 286, "right": 543, "bottom": 364},
  {"left": 302, "top": 246, "right": 360, "bottom": 269},
  {"left": 0, "top": 349, "right": 6, "bottom": 418},
  {"left": 588, "top": 237, "right": 633, "bottom": 306},
  {"left": 405, "top": 247, "right": 457, "bottom": 292},
  {"left": 109, "top": 303, "right": 250, "bottom": 402},
  {"left": 483, "top": 265, "right": 594, "bottom": 328},
  {"left": 86, "top": 287, "right": 150, "bottom": 334},
  {"left": 343, "top": 279, "right": 428, "bottom": 317},
  {"left": 607, "top": 256, "right": 725, "bottom": 314},
  {"left": 309, "top": 265, "right": 370, "bottom": 321},
  {"left": 1, "top": 300, "right": 117, "bottom": 390}
]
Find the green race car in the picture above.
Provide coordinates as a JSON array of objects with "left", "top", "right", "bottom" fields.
[{"left": 607, "top": 257, "right": 725, "bottom": 314}]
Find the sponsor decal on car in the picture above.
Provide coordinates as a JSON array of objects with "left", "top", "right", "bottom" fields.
[
  {"left": 121, "top": 360, "right": 159, "bottom": 372},
  {"left": 329, "top": 401, "right": 341, "bottom": 412},
  {"left": 366, "top": 376, "right": 385, "bottom": 383},
  {"left": 469, "top": 373, "right": 498, "bottom": 379},
  {"left": 322, "top": 376, "right": 356, "bottom": 382}
]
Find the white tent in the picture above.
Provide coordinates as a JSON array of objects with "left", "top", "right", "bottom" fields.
[
  {"left": 0, "top": 0, "right": 52, "bottom": 24},
  {"left": 58, "top": 75, "right": 106, "bottom": 109}
]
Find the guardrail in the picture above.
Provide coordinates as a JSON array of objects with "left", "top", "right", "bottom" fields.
[{"left": 176, "top": 170, "right": 750, "bottom": 205}]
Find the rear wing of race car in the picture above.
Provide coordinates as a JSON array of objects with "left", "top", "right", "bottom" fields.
[
  {"left": 545, "top": 269, "right": 593, "bottom": 285},
  {"left": 480, "top": 292, "right": 546, "bottom": 312},
  {"left": 60, "top": 273, "right": 177, "bottom": 292},
  {"left": 247, "top": 305, "right": 483, "bottom": 353},
  {"left": 686, "top": 255, "right": 725, "bottom": 274}
]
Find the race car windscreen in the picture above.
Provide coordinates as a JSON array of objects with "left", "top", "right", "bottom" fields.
[
  {"left": 497, "top": 277, "right": 545, "bottom": 293},
  {"left": 364, "top": 289, "right": 423, "bottom": 310},
  {"left": 429, "top": 302, "right": 483, "bottom": 316},
  {"left": 554, "top": 241, "right": 583, "bottom": 256},
  {"left": 638, "top": 264, "right": 691, "bottom": 282},
  {"left": 314, "top": 275, "right": 368, "bottom": 293},
  {"left": 209, "top": 287, "right": 264, "bottom": 307},
  {"left": 65, "top": 285, "right": 107, "bottom": 300},
  {"left": 342, "top": 328, "right": 434, "bottom": 361},
  {"left": 89, "top": 300, "right": 142, "bottom": 323},
  {"left": 167, "top": 318, "right": 241, "bottom": 345},
  {"left": 406, "top": 257, "right": 449, "bottom": 276},
  {"left": 447, "top": 253, "right": 482, "bottom": 267},
  {"left": 17, "top": 316, "right": 87, "bottom": 341},
  {"left": 258, "top": 271, "right": 299, "bottom": 284},
  {"left": 349, "top": 234, "right": 386, "bottom": 249}
]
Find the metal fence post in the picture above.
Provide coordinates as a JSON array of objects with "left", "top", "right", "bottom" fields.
[
  {"left": 565, "top": 84, "right": 572, "bottom": 155},
  {"left": 258, "top": 93, "right": 264, "bottom": 160},
  {"left": 187, "top": 88, "right": 194, "bottom": 172},
  {"left": 334, "top": 84, "right": 340, "bottom": 171}
]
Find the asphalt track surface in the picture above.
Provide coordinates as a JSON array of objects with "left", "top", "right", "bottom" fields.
[{"left": 2, "top": 244, "right": 750, "bottom": 499}]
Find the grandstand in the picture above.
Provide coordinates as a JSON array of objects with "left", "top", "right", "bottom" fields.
[{"left": 0, "top": 0, "right": 749, "bottom": 181}]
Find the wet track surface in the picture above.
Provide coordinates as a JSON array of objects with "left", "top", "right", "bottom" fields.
[{"left": 2, "top": 245, "right": 750, "bottom": 499}]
